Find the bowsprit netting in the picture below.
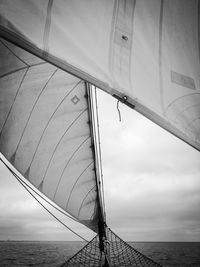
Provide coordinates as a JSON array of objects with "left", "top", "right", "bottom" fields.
[
  {"left": 60, "top": 234, "right": 101, "bottom": 267},
  {"left": 61, "top": 228, "right": 162, "bottom": 266}
]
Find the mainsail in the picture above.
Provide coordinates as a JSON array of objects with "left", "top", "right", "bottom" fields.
[
  {"left": 0, "top": 0, "right": 200, "bottom": 151},
  {"left": 0, "top": 39, "right": 102, "bottom": 232}
]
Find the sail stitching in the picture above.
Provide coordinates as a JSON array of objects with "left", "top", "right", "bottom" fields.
[
  {"left": 174, "top": 103, "right": 200, "bottom": 124},
  {"left": 184, "top": 117, "right": 200, "bottom": 132},
  {"left": 164, "top": 93, "right": 200, "bottom": 115},
  {"left": 89, "top": 197, "right": 98, "bottom": 221},
  {"left": 195, "top": 134, "right": 200, "bottom": 143},
  {"left": 0, "top": 62, "right": 46, "bottom": 80},
  {"left": 0, "top": 66, "right": 28, "bottom": 79},
  {"left": 77, "top": 185, "right": 96, "bottom": 219},
  {"left": 53, "top": 136, "right": 91, "bottom": 200},
  {"left": 65, "top": 161, "right": 94, "bottom": 209},
  {"left": 11, "top": 68, "right": 58, "bottom": 161},
  {"left": 0, "top": 39, "right": 30, "bottom": 67},
  {"left": 43, "top": 0, "right": 53, "bottom": 54},
  {"left": 40, "top": 109, "right": 87, "bottom": 185},
  {"left": 0, "top": 67, "right": 29, "bottom": 136},
  {"left": 0, "top": 62, "right": 52, "bottom": 137},
  {"left": 25, "top": 80, "right": 82, "bottom": 176}
]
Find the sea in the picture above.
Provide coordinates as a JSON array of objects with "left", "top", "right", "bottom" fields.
[{"left": 0, "top": 241, "right": 200, "bottom": 267}]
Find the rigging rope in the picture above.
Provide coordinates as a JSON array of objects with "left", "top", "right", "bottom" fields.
[
  {"left": 117, "top": 100, "right": 122, "bottom": 122},
  {"left": 94, "top": 87, "right": 106, "bottom": 219},
  {"left": 0, "top": 157, "right": 89, "bottom": 242}
]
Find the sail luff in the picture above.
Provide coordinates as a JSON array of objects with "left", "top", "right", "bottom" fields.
[
  {"left": 1, "top": 25, "right": 199, "bottom": 152},
  {"left": 0, "top": 38, "right": 101, "bottom": 233},
  {"left": 86, "top": 83, "right": 107, "bottom": 253},
  {"left": 113, "top": 93, "right": 200, "bottom": 152}
]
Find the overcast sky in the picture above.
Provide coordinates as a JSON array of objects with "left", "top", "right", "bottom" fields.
[{"left": 0, "top": 90, "right": 200, "bottom": 242}]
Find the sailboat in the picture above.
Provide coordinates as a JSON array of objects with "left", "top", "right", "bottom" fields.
[{"left": 0, "top": 1, "right": 199, "bottom": 266}]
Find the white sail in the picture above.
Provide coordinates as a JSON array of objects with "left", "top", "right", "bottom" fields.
[
  {"left": 0, "top": 39, "right": 100, "bottom": 232},
  {"left": 0, "top": 0, "right": 199, "bottom": 151}
]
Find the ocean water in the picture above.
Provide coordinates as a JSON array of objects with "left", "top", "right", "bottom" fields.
[{"left": 0, "top": 241, "right": 200, "bottom": 267}]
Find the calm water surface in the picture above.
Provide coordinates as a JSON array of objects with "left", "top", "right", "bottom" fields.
[{"left": 0, "top": 241, "right": 200, "bottom": 266}]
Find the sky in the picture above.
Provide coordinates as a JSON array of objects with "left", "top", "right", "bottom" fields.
[{"left": 0, "top": 90, "right": 200, "bottom": 242}]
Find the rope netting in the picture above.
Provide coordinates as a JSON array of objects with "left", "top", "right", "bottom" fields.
[
  {"left": 61, "top": 228, "right": 162, "bottom": 267},
  {"left": 61, "top": 234, "right": 101, "bottom": 267}
]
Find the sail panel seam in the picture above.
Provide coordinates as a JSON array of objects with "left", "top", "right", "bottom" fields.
[
  {"left": 53, "top": 136, "right": 91, "bottom": 200},
  {"left": 65, "top": 161, "right": 94, "bottom": 210},
  {"left": 43, "top": 0, "right": 53, "bottom": 54},
  {"left": 0, "top": 38, "right": 29, "bottom": 67},
  {"left": 77, "top": 185, "right": 96, "bottom": 219},
  {"left": 26, "top": 80, "right": 82, "bottom": 176},
  {"left": 0, "top": 62, "right": 47, "bottom": 80},
  {"left": 184, "top": 117, "right": 200, "bottom": 132},
  {"left": 174, "top": 103, "right": 200, "bottom": 124},
  {"left": 12, "top": 68, "right": 58, "bottom": 162},
  {"left": 164, "top": 92, "right": 200, "bottom": 115},
  {"left": 0, "top": 67, "right": 29, "bottom": 136},
  {"left": 0, "top": 66, "right": 27, "bottom": 79},
  {"left": 41, "top": 109, "right": 87, "bottom": 185}
]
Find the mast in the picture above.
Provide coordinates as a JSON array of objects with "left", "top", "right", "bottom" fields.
[{"left": 85, "top": 83, "right": 109, "bottom": 265}]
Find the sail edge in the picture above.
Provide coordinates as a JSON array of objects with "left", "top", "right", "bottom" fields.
[{"left": 1, "top": 27, "right": 199, "bottom": 152}]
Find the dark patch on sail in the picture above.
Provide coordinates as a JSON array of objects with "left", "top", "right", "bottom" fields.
[
  {"left": 114, "top": 29, "right": 132, "bottom": 49},
  {"left": 10, "top": 151, "right": 16, "bottom": 163},
  {"left": 71, "top": 95, "right": 80, "bottom": 104},
  {"left": 171, "top": 71, "right": 196, "bottom": 90},
  {"left": 38, "top": 180, "right": 44, "bottom": 192},
  {"left": 24, "top": 166, "right": 30, "bottom": 179}
]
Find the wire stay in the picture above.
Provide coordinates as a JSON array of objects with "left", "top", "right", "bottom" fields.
[{"left": 0, "top": 157, "right": 89, "bottom": 242}]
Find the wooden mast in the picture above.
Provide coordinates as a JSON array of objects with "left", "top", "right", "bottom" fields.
[{"left": 85, "top": 83, "right": 110, "bottom": 265}]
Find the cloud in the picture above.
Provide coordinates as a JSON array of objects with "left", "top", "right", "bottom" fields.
[{"left": 97, "top": 90, "right": 200, "bottom": 241}]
